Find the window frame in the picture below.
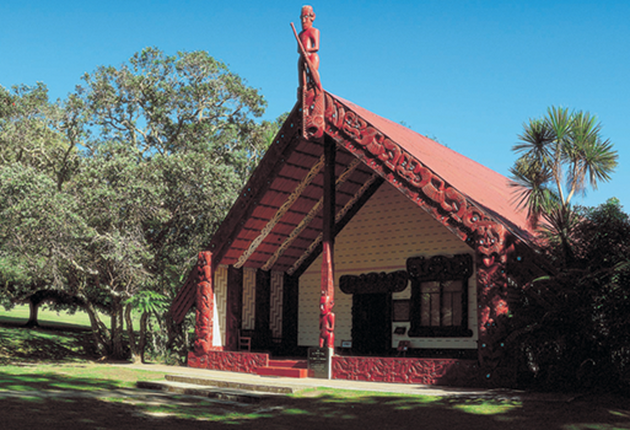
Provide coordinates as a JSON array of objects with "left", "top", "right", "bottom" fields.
[{"left": 406, "top": 254, "right": 474, "bottom": 338}]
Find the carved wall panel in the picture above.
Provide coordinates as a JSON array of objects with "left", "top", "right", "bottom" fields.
[
  {"left": 269, "top": 271, "right": 284, "bottom": 339},
  {"left": 188, "top": 351, "right": 268, "bottom": 374},
  {"left": 242, "top": 267, "right": 256, "bottom": 330},
  {"left": 332, "top": 356, "right": 478, "bottom": 386}
]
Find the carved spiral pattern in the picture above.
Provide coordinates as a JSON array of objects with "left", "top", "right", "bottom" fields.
[{"left": 319, "top": 94, "right": 515, "bottom": 381}]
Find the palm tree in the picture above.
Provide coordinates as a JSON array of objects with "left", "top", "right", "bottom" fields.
[{"left": 510, "top": 106, "right": 618, "bottom": 265}]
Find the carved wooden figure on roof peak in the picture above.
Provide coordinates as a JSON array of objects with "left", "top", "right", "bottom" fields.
[{"left": 292, "top": 5, "right": 325, "bottom": 140}]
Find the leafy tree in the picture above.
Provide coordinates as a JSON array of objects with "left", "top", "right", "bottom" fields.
[
  {"left": 1, "top": 48, "right": 277, "bottom": 361},
  {"left": 0, "top": 163, "right": 89, "bottom": 326},
  {"left": 509, "top": 199, "right": 630, "bottom": 392},
  {"left": 510, "top": 106, "right": 618, "bottom": 266},
  {"left": 0, "top": 83, "right": 79, "bottom": 191},
  {"left": 65, "top": 47, "right": 271, "bottom": 359}
]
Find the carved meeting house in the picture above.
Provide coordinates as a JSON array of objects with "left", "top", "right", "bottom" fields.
[{"left": 169, "top": 6, "right": 546, "bottom": 386}]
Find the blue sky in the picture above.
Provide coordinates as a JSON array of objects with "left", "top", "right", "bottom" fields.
[{"left": 2, "top": 0, "right": 629, "bottom": 209}]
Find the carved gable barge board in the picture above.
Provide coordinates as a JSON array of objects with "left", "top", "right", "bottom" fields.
[
  {"left": 207, "top": 103, "right": 302, "bottom": 267},
  {"left": 322, "top": 93, "right": 534, "bottom": 256}
]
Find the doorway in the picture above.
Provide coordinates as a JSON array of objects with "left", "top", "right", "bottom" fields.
[{"left": 351, "top": 293, "right": 392, "bottom": 355}]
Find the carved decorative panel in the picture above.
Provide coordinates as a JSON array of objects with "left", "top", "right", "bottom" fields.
[
  {"left": 332, "top": 356, "right": 478, "bottom": 386},
  {"left": 321, "top": 94, "right": 516, "bottom": 383},
  {"left": 242, "top": 267, "right": 256, "bottom": 330},
  {"left": 339, "top": 270, "right": 408, "bottom": 295},
  {"left": 188, "top": 351, "right": 268, "bottom": 374},
  {"left": 269, "top": 271, "right": 284, "bottom": 339}
]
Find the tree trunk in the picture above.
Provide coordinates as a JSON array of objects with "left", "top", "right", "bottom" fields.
[
  {"left": 110, "top": 296, "right": 126, "bottom": 360},
  {"left": 139, "top": 312, "right": 148, "bottom": 363},
  {"left": 25, "top": 299, "right": 40, "bottom": 328},
  {"left": 83, "top": 300, "right": 111, "bottom": 357},
  {"left": 125, "top": 303, "right": 141, "bottom": 364}
]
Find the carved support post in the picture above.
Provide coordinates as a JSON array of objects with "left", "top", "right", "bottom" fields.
[
  {"left": 319, "top": 136, "right": 336, "bottom": 349},
  {"left": 194, "top": 251, "right": 214, "bottom": 355},
  {"left": 475, "top": 226, "right": 515, "bottom": 385}
]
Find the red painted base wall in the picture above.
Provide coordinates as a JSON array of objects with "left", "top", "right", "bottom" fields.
[
  {"left": 332, "top": 356, "right": 478, "bottom": 386},
  {"left": 188, "top": 351, "right": 269, "bottom": 374},
  {"left": 188, "top": 351, "right": 480, "bottom": 386}
]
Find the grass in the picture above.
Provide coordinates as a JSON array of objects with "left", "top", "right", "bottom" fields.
[
  {"left": 0, "top": 304, "right": 133, "bottom": 330},
  {"left": 0, "top": 311, "right": 629, "bottom": 429}
]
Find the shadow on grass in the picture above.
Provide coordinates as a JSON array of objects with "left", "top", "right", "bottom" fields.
[
  {"left": 0, "top": 322, "right": 98, "bottom": 363},
  {"left": 0, "top": 369, "right": 629, "bottom": 430}
]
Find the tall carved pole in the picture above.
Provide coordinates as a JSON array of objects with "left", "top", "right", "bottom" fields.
[
  {"left": 319, "top": 137, "right": 336, "bottom": 349},
  {"left": 194, "top": 251, "right": 214, "bottom": 355}
]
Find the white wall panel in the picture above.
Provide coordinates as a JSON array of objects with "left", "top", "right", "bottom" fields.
[{"left": 299, "top": 182, "right": 477, "bottom": 348}]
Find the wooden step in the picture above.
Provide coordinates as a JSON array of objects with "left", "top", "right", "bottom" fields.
[
  {"left": 267, "top": 359, "right": 308, "bottom": 369},
  {"left": 255, "top": 366, "right": 312, "bottom": 378}
]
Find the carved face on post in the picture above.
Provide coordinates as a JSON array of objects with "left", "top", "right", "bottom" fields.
[
  {"left": 301, "top": 5, "right": 315, "bottom": 30},
  {"left": 320, "top": 293, "right": 333, "bottom": 315}
]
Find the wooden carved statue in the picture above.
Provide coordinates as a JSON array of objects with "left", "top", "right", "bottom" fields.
[
  {"left": 292, "top": 5, "right": 325, "bottom": 140},
  {"left": 319, "top": 292, "right": 335, "bottom": 348},
  {"left": 194, "top": 251, "right": 213, "bottom": 355}
]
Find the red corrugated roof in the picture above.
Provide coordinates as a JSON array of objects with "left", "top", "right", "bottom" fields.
[{"left": 333, "top": 95, "right": 537, "bottom": 244}]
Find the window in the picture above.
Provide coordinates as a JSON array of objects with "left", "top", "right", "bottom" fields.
[{"left": 407, "top": 254, "right": 473, "bottom": 337}]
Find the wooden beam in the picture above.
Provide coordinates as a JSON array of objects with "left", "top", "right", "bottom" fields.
[
  {"left": 261, "top": 158, "right": 361, "bottom": 271},
  {"left": 233, "top": 154, "right": 325, "bottom": 269}
]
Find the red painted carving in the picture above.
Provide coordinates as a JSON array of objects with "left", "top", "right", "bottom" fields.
[
  {"left": 188, "top": 350, "right": 269, "bottom": 374},
  {"left": 332, "top": 356, "right": 478, "bottom": 386},
  {"left": 193, "top": 251, "right": 214, "bottom": 355},
  {"left": 323, "top": 94, "right": 517, "bottom": 383},
  {"left": 293, "top": 5, "right": 324, "bottom": 140},
  {"left": 319, "top": 242, "right": 335, "bottom": 348}
]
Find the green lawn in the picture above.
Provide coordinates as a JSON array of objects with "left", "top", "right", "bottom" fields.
[
  {"left": 0, "top": 304, "right": 139, "bottom": 330},
  {"left": 0, "top": 304, "right": 100, "bottom": 328},
  {"left": 0, "top": 316, "right": 629, "bottom": 429},
  {"left": 0, "top": 361, "right": 629, "bottom": 429}
]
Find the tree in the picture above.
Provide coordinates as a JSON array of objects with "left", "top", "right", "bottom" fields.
[
  {"left": 65, "top": 47, "right": 271, "bottom": 359},
  {"left": 510, "top": 106, "right": 618, "bottom": 265},
  {"left": 1, "top": 48, "right": 276, "bottom": 361},
  {"left": 0, "top": 83, "right": 79, "bottom": 191},
  {"left": 508, "top": 199, "right": 630, "bottom": 391},
  {"left": 0, "top": 163, "right": 90, "bottom": 327}
]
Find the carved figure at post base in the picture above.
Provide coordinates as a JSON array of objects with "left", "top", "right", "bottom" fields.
[{"left": 319, "top": 292, "right": 335, "bottom": 348}]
